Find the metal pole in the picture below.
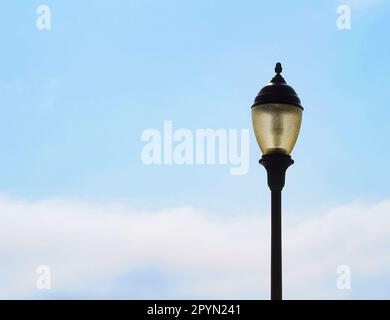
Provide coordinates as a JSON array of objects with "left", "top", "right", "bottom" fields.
[
  {"left": 271, "top": 189, "right": 282, "bottom": 300},
  {"left": 260, "top": 154, "right": 293, "bottom": 301}
]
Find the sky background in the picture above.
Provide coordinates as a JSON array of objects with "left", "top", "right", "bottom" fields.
[{"left": 0, "top": 0, "right": 389, "bottom": 299}]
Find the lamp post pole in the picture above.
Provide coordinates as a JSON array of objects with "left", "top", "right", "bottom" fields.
[
  {"left": 260, "top": 154, "right": 294, "bottom": 300},
  {"left": 251, "top": 63, "right": 303, "bottom": 300}
]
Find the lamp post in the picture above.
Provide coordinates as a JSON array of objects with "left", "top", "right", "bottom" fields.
[{"left": 251, "top": 63, "right": 303, "bottom": 300}]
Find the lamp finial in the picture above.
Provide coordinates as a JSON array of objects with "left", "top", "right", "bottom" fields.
[{"left": 275, "top": 62, "right": 282, "bottom": 74}]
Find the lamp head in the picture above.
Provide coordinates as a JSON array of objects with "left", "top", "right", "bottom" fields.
[{"left": 251, "top": 63, "right": 303, "bottom": 155}]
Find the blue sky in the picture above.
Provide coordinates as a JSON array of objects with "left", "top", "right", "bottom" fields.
[{"left": 0, "top": 0, "right": 389, "bottom": 299}]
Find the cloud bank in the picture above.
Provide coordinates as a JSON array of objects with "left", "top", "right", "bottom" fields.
[{"left": 0, "top": 196, "right": 389, "bottom": 299}]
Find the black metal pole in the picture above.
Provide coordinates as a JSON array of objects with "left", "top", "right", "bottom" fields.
[
  {"left": 260, "top": 154, "right": 294, "bottom": 301},
  {"left": 271, "top": 189, "right": 282, "bottom": 300}
]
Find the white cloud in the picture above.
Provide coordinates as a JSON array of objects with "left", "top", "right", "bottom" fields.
[{"left": 0, "top": 196, "right": 389, "bottom": 299}]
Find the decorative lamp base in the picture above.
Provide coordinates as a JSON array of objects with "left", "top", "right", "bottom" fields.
[{"left": 259, "top": 154, "right": 294, "bottom": 191}]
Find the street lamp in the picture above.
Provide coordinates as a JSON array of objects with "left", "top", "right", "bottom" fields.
[{"left": 251, "top": 63, "right": 303, "bottom": 300}]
